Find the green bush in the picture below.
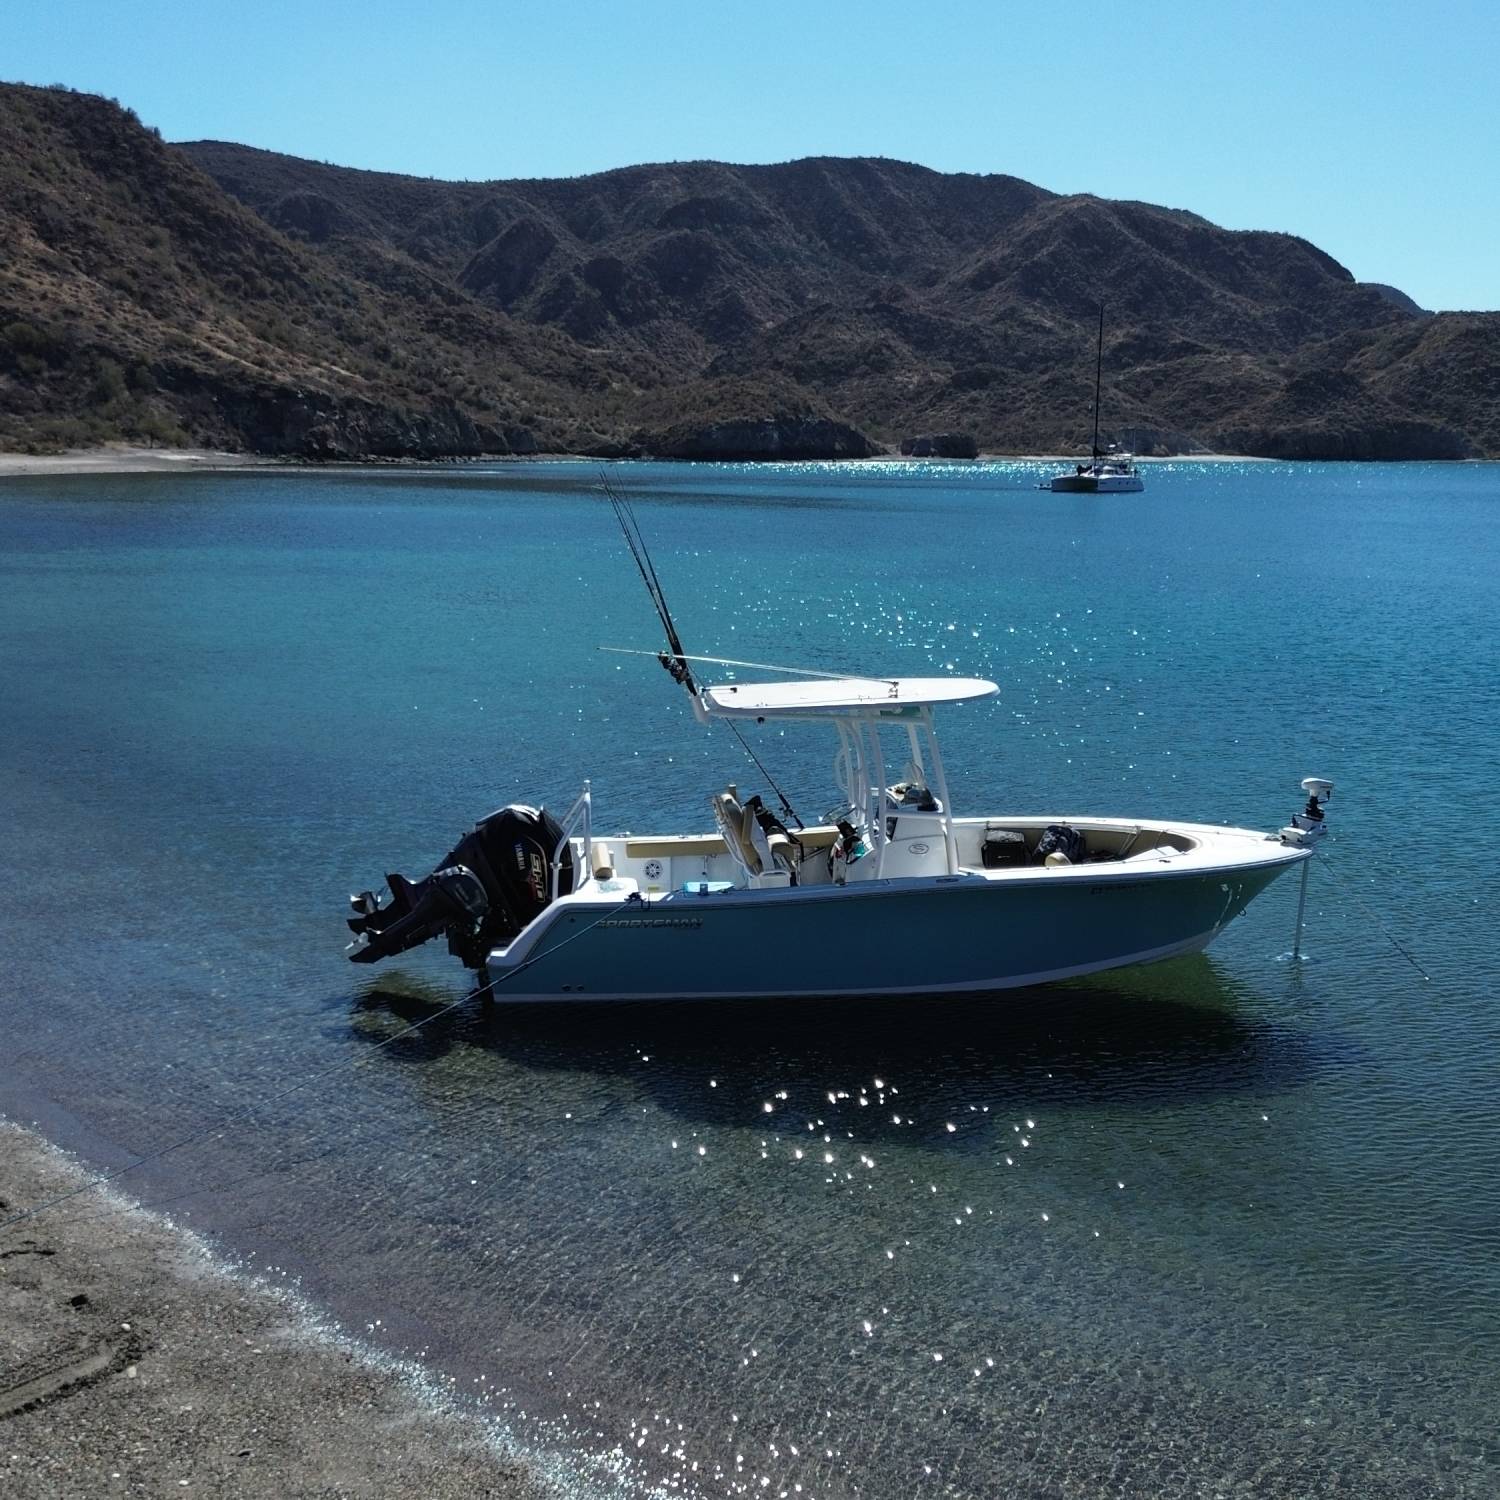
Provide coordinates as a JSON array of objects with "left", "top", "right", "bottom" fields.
[
  {"left": 136, "top": 408, "right": 187, "bottom": 446},
  {"left": 91, "top": 357, "right": 128, "bottom": 403},
  {"left": 2, "top": 320, "right": 66, "bottom": 365}
]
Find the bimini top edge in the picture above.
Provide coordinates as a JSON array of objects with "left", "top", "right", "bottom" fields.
[{"left": 701, "top": 676, "right": 999, "bottom": 720}]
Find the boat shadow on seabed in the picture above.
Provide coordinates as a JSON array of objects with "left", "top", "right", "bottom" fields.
[{"left": 342, "top": 955, "right": 1357, "bottom": 1135}]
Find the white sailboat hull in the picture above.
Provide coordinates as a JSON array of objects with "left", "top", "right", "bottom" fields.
[{"left": 1049, "top": 471, "right": 1145, "bottom": 493}]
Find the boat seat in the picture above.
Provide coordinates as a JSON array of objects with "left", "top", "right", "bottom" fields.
[
  {"left": 761, "top": 828, "right": 798, "bottom": 876},
  {"left": 712, "top": 790, "right": 763, "bottom": 876}
]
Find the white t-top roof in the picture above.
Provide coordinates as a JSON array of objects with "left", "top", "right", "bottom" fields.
[{"left": 702, "top": 676, "right": 999, "bottom": 719}]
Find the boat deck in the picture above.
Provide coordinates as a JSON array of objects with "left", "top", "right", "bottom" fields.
[{"left": 569, "top": 815, "right": 1295, "bottom": 903}]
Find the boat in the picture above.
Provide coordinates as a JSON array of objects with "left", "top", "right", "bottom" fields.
[
  {"left": 1048, "top": 306, "right": 1145, "bottom": 493},
  {"left": 342, "top": 497, "right": 1331, "bottom": 1003},
  {"left": 1050, "top": 445, "right": 1145, "bottom": 494}
]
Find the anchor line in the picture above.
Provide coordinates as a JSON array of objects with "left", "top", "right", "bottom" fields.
[
  {"left": 0, "top": 900, "right": 640, "bottom": 1236},
  {"left": 32, "top": 1148, "right": 343, "bottom": 1233},
  {"left": 1313, "top": 851, "right": 1433, "bottom": 983}
]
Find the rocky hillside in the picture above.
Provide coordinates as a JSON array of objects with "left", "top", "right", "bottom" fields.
[
  {"left": 3, "top": 82, "right": 1495, "bottom": 459},
  {"left": 181, "top": 139, "right": 1499, "bottom": 459},
  {"left": 0, "top": 87, "right": 670, "bottom": 456},
  {"left": 0, "top": 84, "right": 842, "bottom": 459}
]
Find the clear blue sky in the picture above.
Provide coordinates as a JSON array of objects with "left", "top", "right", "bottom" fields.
[{"left": 7, "top": 0, "right": 1497, "bottom": 310}]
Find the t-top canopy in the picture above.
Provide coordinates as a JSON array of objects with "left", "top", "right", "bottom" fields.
[{"left": 702, "top": 676, "right": 999, "bottom": 720}]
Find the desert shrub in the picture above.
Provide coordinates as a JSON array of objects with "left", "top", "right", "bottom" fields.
[
  {"left": 30, "top": 413, "right": 108, "bottom": 450},
  {"left": 2, "top": 320, "right": 67, "bottom": 365},
  {"left": 135, "top": 408, "right": 188, "bottom": 445},
  {"left": 90, "top": 357, "right": 128, "bottom": 403}
]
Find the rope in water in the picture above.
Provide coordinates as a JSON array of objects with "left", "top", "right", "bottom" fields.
[
  {"left": 1314, "top": 850, "right": 1433, "bottom": 983},
  {"left": 4, "top": 850, "right": 1435, "bottom": 1230},
  {"left": 29, "top": 1148, "right": 346, "bottom": 1234},
  {"left": 0, "top": 899, "right": 640, "bottom": 1236}
]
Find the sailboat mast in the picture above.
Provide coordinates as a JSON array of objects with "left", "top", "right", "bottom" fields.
[{"left": 1091, "top": 303, "right": 1104, "bottom": 461}]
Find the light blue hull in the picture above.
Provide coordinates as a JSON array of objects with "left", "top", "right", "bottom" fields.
[{"left": 484, "top": 858, "right": 1297, "bottom": 1002}]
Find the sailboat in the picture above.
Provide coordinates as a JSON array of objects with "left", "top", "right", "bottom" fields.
[{"left": 1049, "top": 306, "right": 1145, "bottom": 493}]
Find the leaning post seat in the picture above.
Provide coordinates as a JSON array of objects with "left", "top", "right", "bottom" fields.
[{"left": 712, "top": 790, "right": 762, "bottom": 876}]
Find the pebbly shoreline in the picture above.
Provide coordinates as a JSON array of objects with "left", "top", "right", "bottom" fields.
[{"left": 0, "top": 1120, "right": 556, "bottom": 1499}]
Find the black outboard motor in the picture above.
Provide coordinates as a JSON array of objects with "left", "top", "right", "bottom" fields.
[{"left": 346, "top": 804, "right": 573, "bottom": 968}]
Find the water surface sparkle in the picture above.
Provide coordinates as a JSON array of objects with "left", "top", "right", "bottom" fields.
[{"left": 2, "top": 459, "right": 1498, "bottom": 1497}]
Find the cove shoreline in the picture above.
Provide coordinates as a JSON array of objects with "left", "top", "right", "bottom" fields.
[
  {"left": 0, "top": 446, "right": 1283, "bottom": 480},
  {"left": 0, "top": 1118, "right": 557, "bottom": 1499}
]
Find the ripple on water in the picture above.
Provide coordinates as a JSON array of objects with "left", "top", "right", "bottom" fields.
[{"left": 3, "top": 461, "right": 1499, "bottom": 1498}]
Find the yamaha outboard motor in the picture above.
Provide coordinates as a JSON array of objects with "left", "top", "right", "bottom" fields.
[{"left": 345, "top": 804, "right": 573, "bottom": 968}]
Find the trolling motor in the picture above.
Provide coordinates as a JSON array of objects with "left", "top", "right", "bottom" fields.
[
  {"left": 345, "top": 804, "right": 573, "bottom": 968},
  {"left": 1279, "top": 777, "right": 1334, "bottom": 846},
  {"left": 1277, "top": 777, "right": 1334, "bottom": 962}
]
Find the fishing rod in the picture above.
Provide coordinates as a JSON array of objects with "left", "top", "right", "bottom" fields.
[
  {"left": 1091, "top": 301, "right": 1104, "bottom": 462},
  {"left": 596, "top": 473, "right": 807, "bottom": 830},
  {"left": 599, "top": 474, "right": 696, "bottom": 695}
]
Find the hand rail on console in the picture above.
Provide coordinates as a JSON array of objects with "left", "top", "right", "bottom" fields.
[{"left": 552, "top": 780, "right": 592, "bottom": 900}]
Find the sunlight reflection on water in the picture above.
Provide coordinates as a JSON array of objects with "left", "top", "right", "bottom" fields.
[{"left": 3, "top": 459, "right": 1499, "bottom": 1497}]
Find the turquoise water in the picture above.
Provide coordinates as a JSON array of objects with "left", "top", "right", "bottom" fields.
[{"left": 2, "top": 459, "right": 1497, "bottom": 1497}]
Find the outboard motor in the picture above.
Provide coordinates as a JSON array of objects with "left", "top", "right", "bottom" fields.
[{"left": 345, "top": 804, "right": 573, "bottom": 968}]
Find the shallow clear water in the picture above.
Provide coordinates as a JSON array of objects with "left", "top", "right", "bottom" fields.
[{"left": 2, "top": 458, "right": 1497, "bottom": 1497}]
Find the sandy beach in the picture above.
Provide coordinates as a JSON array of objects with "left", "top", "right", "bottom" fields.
[
  {"left": 0, "top": 447, "right": 276, "bottom": 479},
  {"left": 0, "top": 1121, "right": 555, "bottom": 1499}
]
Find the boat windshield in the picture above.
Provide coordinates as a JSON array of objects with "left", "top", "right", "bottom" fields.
[{"left": 699, "top": 676, "right": 998, "bottom": 876}]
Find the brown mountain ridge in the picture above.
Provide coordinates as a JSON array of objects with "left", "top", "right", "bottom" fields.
[{"left": 2, "top": 82, "right": 1495, "bottom": 459}]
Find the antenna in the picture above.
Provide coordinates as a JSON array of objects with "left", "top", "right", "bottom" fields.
[{"left": 1091, "top": 302, "right": 1104, "bottom": 461}]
